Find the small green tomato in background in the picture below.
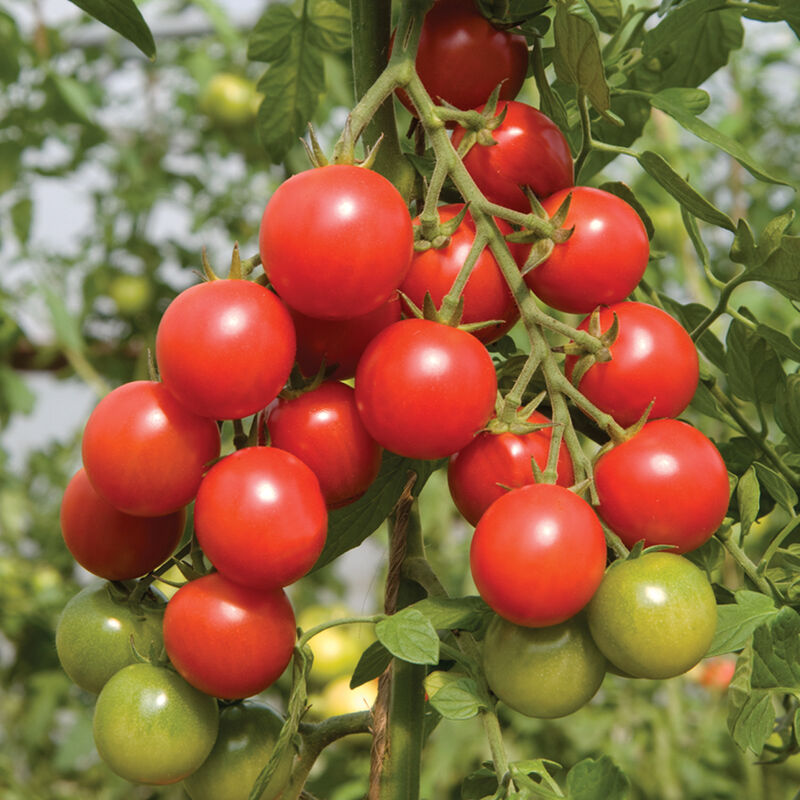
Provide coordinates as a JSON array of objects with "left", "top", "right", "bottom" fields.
[
  {"left": 200, "top": 73, "right": 261, "bottom": 126},
  {"left": 108, "top": 274, "right": 153, "bottom": 316},
  {"left": 587, "top": 551, "right": 717, "bottom": 679},
  {"left": 183, "top": 702, "right": 293, "bottom": 800},
  {"left": 482, "top": 613, "right": 606, "bottom": 718}
]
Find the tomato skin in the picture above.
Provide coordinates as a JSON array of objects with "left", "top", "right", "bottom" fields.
[
  {"left": 55, "top": 583, "right": 164, "bottom": 694},
  {"left": 587, "top": 552, "right": 717, "bottom": 679},
  {"left": 483, "top": 613, "right": 606, "bottom": 718},
  {"left": 194, "top": 447, "right": 328, "bottom": 588},
  {"left": 201, "top": 73, "right": 259, "bottom": 126},
  {"left": 289, "top": 295, "right": 401, "bottom": 380},
  {"left": 451, "top": 101, "right": 573, "bottom": 211},
  {"left": 400, "top": 205, "right": 520, "bottom": 344},
  {"left": 400, "top": 0, "right": 528, "bottom": 112},
  {"left": 163, "top": 573, "right": 296, "bottom": 700},
  {"left": 259, "top": 165, "right": 413, "bottom": 320},
  {"left": 470, "top": 483, "right": 607, "bottom": 627},
  {"left": 448, "top": 411, "right": 574, "bottom": 527},
  {"left": 355, "top": 319, "right": 497, "bottom": 460},
  {"left": 82, "top": 381, "right": 221, "bottom": 517},
  {"left": 156, "top": 279, "right": 296, "bottom": 420},
  {"left": 594, "top": 419, "right": 730, "bottom": 553},
  {"left": 60, "top": 469, "right": 184, "bottom": 580},
  {"left": 265, "top": 382, "right": 382, "bottom": 509},
  {"left": 565, "top": 302, "right": 699, "bottom": 427},
  {"left": 183, "top": 702, "right": 293, "bottom": 800},
  {"left": 93, "top": 662, "right": 218, "bottom": 785},
  {"left": 525, "top": 187, "right": 649, "bottom": 313}
]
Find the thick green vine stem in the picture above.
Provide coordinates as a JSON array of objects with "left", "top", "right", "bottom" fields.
[{"left": 716, "top": 526, "right": 778, "bottom": 600}]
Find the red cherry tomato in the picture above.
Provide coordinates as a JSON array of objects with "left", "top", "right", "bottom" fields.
[
  {"left": 398, "top": 0, "right": 528, "bottom": 113},
  {"left": 400, "top": 205, "right": 521, "bottom": 344},
  {"left": 259, "top": 165, "right": 413, "bottom": 320},
  {"left": 470, "top": 483, "right": 607, "bottom": 627},
  {"left": 194, "top": 446, "right": 328, "bottom": 588},
  {"left": 355, "top": 319, "right": 497, "bottom": 460},
  {"left": 565, "top": 302, "right": 699, "bottom": 427},
  {"left": 448, "top": 411, "right": 575, "bottom": 527},
  {"left": 82, "top": 381, "right": 221, "bottom": 516},
  {"left": 289, "top": 295, "right": 401, "bottom": 380},
  {"left": 61, "top": 469, "right": 185, "bottom": 580},
  {"left": 265, "top": 382, "right": 383, "bottom": 509},
  {"left": 156, "top": 279, "right": 295, "bottom": 420},
  {"left": 594, "top": 419, "right": 730, "bottom": 553},
  {"left": 163, "top": 573, "right": 296, "bottom": 700},
  {"left": 451, "top": 101, "right": 573, "bottom": 211},
  {"left": 525, "top": 187, "right": 649, "bottom": 313}
]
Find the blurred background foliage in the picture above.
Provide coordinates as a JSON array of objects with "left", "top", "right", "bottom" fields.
[{"left": 0, "top": 0, "right": 798, "bottom": 798}]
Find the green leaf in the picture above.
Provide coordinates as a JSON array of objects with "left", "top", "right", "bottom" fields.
[
  {"left": 424, "top": 672, "right": 484, "bottom": 720},
  {"left": 11, "top": 196, "right": 32, "bottom": 244},
  {"left": 652, "top": 87, "right": 710, "bottom": 115},
  {"left": 753, "top": 462, "right": 798, "bottom": 513},
  {"left": 707, "top": 591, "right": 778, "bottom": 657},
  {"left": 752, "top": 323, "right": 800, "bottom": 364},
  {"left": 461, "top": 765, "right": 498, "bottom": 800},
  {"left": 736, "top": 466, "right": 759, "bottom": 539},
  {"left": 727, "top": 644, "right": 775, "bottom": 755},
  {"left": 49, "top": 74, "right": 96, "bottom": 125},
  {"left": 376, "top": 608, "right": 440, "bottom": 666},
  {"left": 552, "top": 0, "right": 611, "bottom": 114},
  {"left": 41, "top": 285, "right": 84, "bottom": 353},
  {"left": 565, "top": 756, "right": 630, "bottom": 800},
  {"left": 689, "top": 382, "right": 738, "bottom": 428},
  {"left": 248, "top": 5, "right": 299, "bottom": 62},
  {"left": 775, "top": 374, "right": 800, "bottom": 450},
  {"left": 747, "top": 236, "right": 800, "bottom": 302},
  {"left": 405, "top": 596, "right": 492, "bottom": 632},
  {"left": 751, "top": 606, "right": 800, "bottom": 688},
  {"left": 658, "top": 295, "right": 726, "bottom": 370},
  {"left": 67, "top": 0, "right": 155, "bottom": 59},
  {"left": 724, "top": 319, "right": 784, "bottom": 405},
  {"left": 0, "top": 366, "right": 35, "bottom": 425},
  {"left": 597, "top": 181, "right": 654, "bottom": 240},
  {"left": 309, "top": 0, "right": 351, "bottom": 53},
  {"left": 350, "top": 640, "right": 392, "bottom": 689},
  {"left": 638, "top": 151, "right": 736, "bottom": 232},
  {"left": 312, "top": 453, "right": 441, "bottom": 571},
  {"left": 585, "top": 0, "right": 622, "bottom": 32}
]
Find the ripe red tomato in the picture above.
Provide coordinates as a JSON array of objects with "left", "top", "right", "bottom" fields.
[
  {"left": 398, "top": 0, "right": 528, "bottom": 113},
  {"left": 156, "top": 279, "right": 295, "bottom": 420},
  {"left": 82, "top": 381, "right": 221, "bottom": 516},
  {"left": 265, "top": 381, "right": 383, "bottom": 509},
  {"left": 259, "top": 165, "right": 413, "bottom": 320},
  {"left": 61, "top": 468, "right": 185, "bottom": 580},
  {"left": 448, "top": 411, "right": 574, "bottom": 526},
  {"left": 451, "top": 101, "right": 573, "bottom": 211},
  {"left": 525, "top": 187, "right": 649, "bottom": 313},
  {"left": 470, "top": 483, "right": 607, "bottom": 627},
  {"left": 399, "top": 205, "right": 521, "bottom": 344},
  {"left": 289, "top": 295, "right": 402, "bottom": 380},
  {"left": 565, "top": 302, "right": 699, "bottom": 427},
  {"left": 355, "top": 319, "right": 497, "bottom": 460},
  {"left": 163, "top": 573, "right": 296, "bottom": 700},
  {"left": 594, "top": 419, "right": 730, "bottom": 553},
  {"left": 194, "top": 446, "right": 327, "bottom": 588}
]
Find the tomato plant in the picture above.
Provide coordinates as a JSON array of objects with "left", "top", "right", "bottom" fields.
[
  {"left": 587, "top": 552, "right": 717, "bottom": 679},
  {"left": 594, "top": 419, "right": 730, "bottom": 553},
  {"left": 470, "top": 483, "right": 607, "bottom": 627},
  {"left": 194, "top": 446, "right": 328, "bottom": 588},
  {"left": 163, "top": 572, "right": 296, "bottom": 699},
  {"left": 483, "top": 613, "right": 606, "bottom": 718}
]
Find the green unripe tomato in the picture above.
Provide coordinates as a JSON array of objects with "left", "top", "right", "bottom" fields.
[
  {"left": 93, "top": 663, "right": 218, "bottom": 785},
  {"left": 55, "top": 583, "right": 164, "bottom": 694},
  {"left": 482, "top": 613, "right": 606, "bottom": 718},
  {"left": 183, "top": 702, "right": 292, "bottom": 800},
  {"left": 108, "top": 274, "right": 153, "bottom": 316},
  {"left": 587, "top": 551, "right": 717, "bottom": 679},
  {"left": 201, "top": 73, "right": 260, "bottom": 126}
]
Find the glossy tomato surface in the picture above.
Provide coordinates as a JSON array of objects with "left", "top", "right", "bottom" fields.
[
  {"left": 82, "top": 381, "right": 221, "bottom": 516},
  {"left": 266, "top": 381, "right": 382, "bottom": 509},
  {"left": 289, "top": 295, "right": 401, "bottom": 380},
  {"left": 400, "top": 205, "right": 520, "bottom": 344},
  {"left": 525, "top": 187, "right": 649, "bottom": 313},
  {"left": 93, "top": 663, "right": 218, "bottom": 785},
  {"left": 400, "top": 0, "right": 527, "bottom": 112},
  {"left": 355, "top": 319, "right": 497, "bottom": 460},
  {"left": 163, "top": 573, "right": 296, "bottom": 700},
  {"left": 448, "top": 411, "right": 574, "bottom": 526},
  {"left": 565, "top": 302, "right": 699, "bottom": 427},
  {"left": 470, "top": 483, "right": 607, "bottom": 627},
  {"left": 483, "top": 613, "right": 606, "bottom": 718},
  {"left": 594, "top": 419, "right": 730, "bottom": 553},
  {"left": 183, "top": 702, "right": 293, "bottom": 800},
  {"left": 260, "top": 165, "right": 413, "bottom": 320},
  {"left": 452, "top": 101, "right": 573, "bottom": 211},
  {"left": 587, "top": 552, "right": 717, "bottom": 679},
  {"left": 194, "top": 446, "right": 327, "bottom": 588},
  {"left": 61, "top": 469, "right": 185, "bottom": 580},
  {"left": 156, "top": 279, "right": 295, "bottom": 420}
]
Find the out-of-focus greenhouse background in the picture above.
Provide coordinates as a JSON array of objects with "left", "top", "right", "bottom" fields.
[{"left": 0, "top": 0, "right": 799, "bottom": 798}]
